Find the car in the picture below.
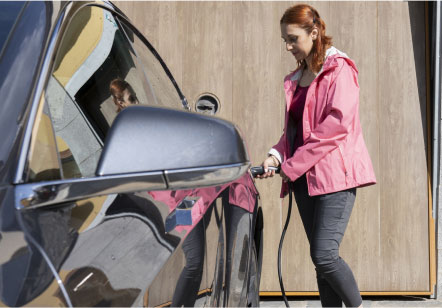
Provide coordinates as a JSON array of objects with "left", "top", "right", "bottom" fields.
[{"left": 0, "top": 1, "right": 263, "bottom": 307}]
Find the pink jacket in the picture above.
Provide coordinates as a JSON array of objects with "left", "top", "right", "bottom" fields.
[{"left": 271, "top": 47, "right": 376, "bottom": 197}]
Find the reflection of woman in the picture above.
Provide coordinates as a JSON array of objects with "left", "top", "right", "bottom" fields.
[
  {"left": 171, "top": 218, "right": 206, "bottom": 307},
  {"left": 109, "top": 78, "right": 139, "bottom": 112},
  {"left": 258, "top": 4, "right": 376, "bottom": 308}
]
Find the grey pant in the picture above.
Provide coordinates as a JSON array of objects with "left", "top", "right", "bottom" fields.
[{"left": 292, "top": 175, "right": 362, "bottom": 308}]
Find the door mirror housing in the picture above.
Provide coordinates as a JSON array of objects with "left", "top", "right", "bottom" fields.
[{"left": 96, "top": 105, "right": 250, "bottom": 190}]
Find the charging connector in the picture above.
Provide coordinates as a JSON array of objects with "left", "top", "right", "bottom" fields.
[
  {"left": 250, "top": 166, "right": 291, "bottom": 307},
  {"left": 250, "top": 166, "right": 279, "bottom": 177}
]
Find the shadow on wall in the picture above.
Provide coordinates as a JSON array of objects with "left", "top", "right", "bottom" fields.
[{"left": 408, "top": 1, "right": 429, "bottom": 160}]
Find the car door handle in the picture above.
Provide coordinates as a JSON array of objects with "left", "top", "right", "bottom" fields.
[{"left": 165, "top": 196, "right": 200, "bottom": 233}]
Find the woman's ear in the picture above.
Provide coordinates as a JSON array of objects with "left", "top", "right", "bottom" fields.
[{"left": 311, "top": 28, "right": 319, "bottom": 40}]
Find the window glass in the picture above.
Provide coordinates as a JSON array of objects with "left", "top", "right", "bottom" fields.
[
  {"left": 0, "top": 1, "right": 24, "bottom": 54},
  {"left": 46, "top": 6, "right": 154, "bottom": 178},
  {"left": 121, "top": 23, "right": 183, "bottom": 110},
  {"left": 26, "top": 97, "right": 62, "bottom": 182},
  {"left": 45, "top": 76, "right": 100, "bottom": 178}
]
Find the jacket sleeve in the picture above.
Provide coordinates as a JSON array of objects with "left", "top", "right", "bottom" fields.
[
  {"left": 281, "top": 59, "right": 359, "bottom": 181},
  {"left": 270, "top": 133, "right": 285, "bottom": 162}
]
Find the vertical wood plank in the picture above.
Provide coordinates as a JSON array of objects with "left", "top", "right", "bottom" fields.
[
  {"left": 157, "top": 2, "right": 185, "bottom": 87},
  {"left": 378, "top": 1, "right": 429, "bottom": 291},
  {"left": 232, "top": 1, "right": 288, "bottom": 291},
  {"left": 181, "top": 1, "right": 233, "bottom": 121}
]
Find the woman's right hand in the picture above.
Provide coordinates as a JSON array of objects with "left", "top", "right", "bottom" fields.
[{"left": 256, "top": 156, "right": 280, "bottom": 179}]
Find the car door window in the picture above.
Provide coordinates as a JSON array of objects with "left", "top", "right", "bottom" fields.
[
  {"left": 119, "top": 22, "right": 184, "bottom": 110},
  {"left": 44, "top": 6, "right": 154, "bottom": 178}
]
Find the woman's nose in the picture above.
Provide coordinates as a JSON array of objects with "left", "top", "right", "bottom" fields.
[{"left": 286, "top": 43, "right": 293, "bottom": 51}]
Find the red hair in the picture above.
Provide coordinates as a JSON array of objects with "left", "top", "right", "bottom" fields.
[
  {"left": 110, "top": 79, "right": 132, "bottom": 99},
  {"left": 280, "top": 4, "right": 332, "bottom": 73},
  {"left": 109, "top": 78, "right": 136, "bottom": 112}
]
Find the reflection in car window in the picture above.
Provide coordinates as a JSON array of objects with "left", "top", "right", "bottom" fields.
[
  {"left": 45, "top": 6, "right": 154, "bottom": 178},
  {"left": 0, "top": 2, "right": 24, "bottom": 55},
  {"left": 26, "top": 97, "right": 62, "bottom": 182},
  {"left": 45, "top": 76, "right": 101, "bottom": 178},
  {"left": 120, "top": 23, "right": 183, "bottom": 110}
]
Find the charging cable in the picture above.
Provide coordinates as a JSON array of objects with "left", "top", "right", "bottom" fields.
[
  {"left": 278, "top": 186, "right": 292, "bottom": 307},
  {"left": 250, "top": 166, "right": 291, "bottom": 307}
]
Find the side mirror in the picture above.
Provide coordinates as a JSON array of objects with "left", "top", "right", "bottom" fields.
[{"left": 96, "top": 106, "right": 250, "bottom": 190}]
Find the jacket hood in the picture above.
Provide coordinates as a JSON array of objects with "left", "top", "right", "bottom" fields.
[{"left": 287, "top": 46, "right": 357, "bottom": 82}]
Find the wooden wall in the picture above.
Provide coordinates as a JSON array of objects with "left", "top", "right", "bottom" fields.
[{"left": 115, "top": 1, "right": 432, "bottom": 293}]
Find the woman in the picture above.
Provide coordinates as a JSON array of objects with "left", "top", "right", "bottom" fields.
[
  {"left": 258, "top": 4, "right": 376, "bottom": 308},
  {"left": 109, "top": 78, "right": 139, "bottom": 112}
]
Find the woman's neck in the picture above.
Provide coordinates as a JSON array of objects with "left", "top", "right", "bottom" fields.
[
  {"left": 305, "top": 54, "right": 314, "bottom": 73},
  {"left": 303, "top": 63, "right": 316, "bottom": 77}
]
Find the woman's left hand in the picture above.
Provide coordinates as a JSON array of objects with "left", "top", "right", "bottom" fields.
[{"left": 280, "top": 168, "right": 291, "bottom": 182}]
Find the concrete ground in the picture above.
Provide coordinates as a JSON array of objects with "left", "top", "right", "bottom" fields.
[{"left": 259, "top": 296, "right": 442, "bottom": 307}]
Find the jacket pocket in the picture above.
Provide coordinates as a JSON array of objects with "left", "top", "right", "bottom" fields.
[{"left": 338, "top": 144, "right": 348, "bottom": 179}]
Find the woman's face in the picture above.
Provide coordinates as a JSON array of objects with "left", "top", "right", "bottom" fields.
[
  {"left": 281, "top": 23, "right": 317, "bottom": 62},
  {"left": 114, "top": 88, "right": 139, "bottom": 111}
]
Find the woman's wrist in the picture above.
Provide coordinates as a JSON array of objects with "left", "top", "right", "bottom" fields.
[{"left": 269, "top": 155, "right": 280, "bottom": 167}]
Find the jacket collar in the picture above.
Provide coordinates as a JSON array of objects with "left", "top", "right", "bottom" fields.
[{"left": 288, "top": 46, "right": 353, "bottom": 82}]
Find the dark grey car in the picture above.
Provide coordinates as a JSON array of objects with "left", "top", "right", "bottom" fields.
[{"left": 0, "top": 1, "right": 262, "bottom": 306}]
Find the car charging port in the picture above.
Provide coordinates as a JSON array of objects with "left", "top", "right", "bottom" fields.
[{"left": 195, "top": 93, "right": 220, "bottom": 115}]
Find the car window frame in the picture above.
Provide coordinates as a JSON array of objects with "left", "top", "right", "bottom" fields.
[{"left": 13, "top": 2, "right": 68, "bottom": 185}]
